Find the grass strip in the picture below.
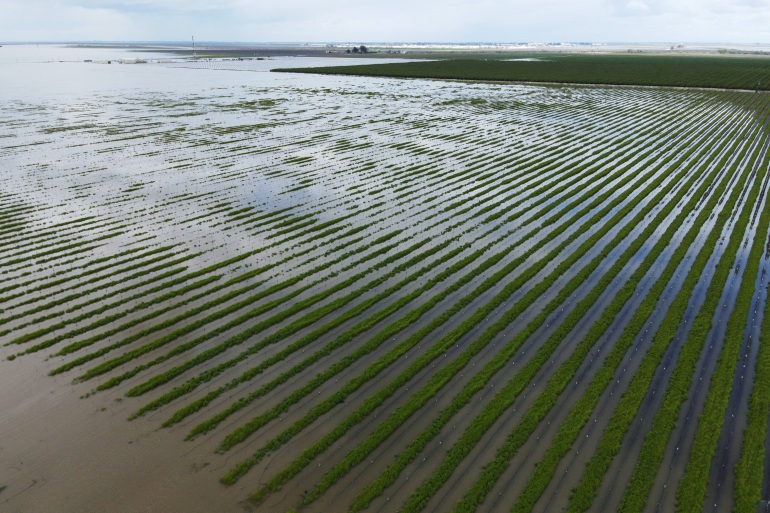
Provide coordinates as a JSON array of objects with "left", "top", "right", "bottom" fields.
[
  {"left": 137, "top": 242, "right": 473, "bottom": 421},
  {"left": 227, "top": 112, "right": 698, "bottom": 496},
  {"left": 615, "top": 129, "right": 766, "bottom": 513},
  {"left": 348, "top": 97, "right": 731, "bottom": 513},
  {"left": 675, "top": 138, "right": 770, "bottom": 511},
  {"left": 440, "top": 97, "right": 757, "bottom": 513},
  {"left": 123, "top": 236, "right": 451, "bottom": 400},
  {"left": 563, "top": 113, "right": 767, "bottom": 513},
  {"left": 77, "top": 232, "right": 405, "bottom": 385},
  {"left": 733, "top": 232, "right": 770, "bottom": 511}
]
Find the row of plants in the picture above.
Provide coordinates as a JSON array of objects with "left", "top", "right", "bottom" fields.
[
  {"left": 675, "top": 124, "right": 770, "bottom": 512},
  {"left": 562, "top": 101, "right": 768, "bottom": 513},
  {"left": 129, "top": 240, "right": 474, "bottom": 420},
  {"left": 72, "top": 230, "right": 407, "bottom": 383},
  {"left": 223, "top": 99, "right": 709, "bottom": 496},
  {"left": 1, "top": 229, "right": 124, "bottom": 269},
  {"left": 121, "top": 236, "right": 452, "bottom": 399},
  {"left": 0, "top": 248, "right": 191, "bottom": 332},
  {"left": 733, "top": 202, "right": 770, "bottom": 511},
  {"left": 0, "top": 243, "right": 176, "bottom": 305},
  {"left": 88, "top": 93, "right": 656, "bottom": 396},
  {"left": 614, "top": 108, "right": 767, "bottom": 513},
  {"left": 12, "top": 252, "right": 207, "bottom": 354},
  {"left": 395, "top": 93, "right": 748, "bottom": 513},
  {"left": 506, "top": 99, "right": 766, "bottom": 513},
  {"left": 347, "top": 91, "right": 743, "bottom": 513}
]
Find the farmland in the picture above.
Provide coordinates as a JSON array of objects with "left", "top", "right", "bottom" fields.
[
  {"left": 279, "top": 53, "right": 770, "bottom": 90},
  {"left": 1, "top": 48, "right": 770, "bottom": 513}
]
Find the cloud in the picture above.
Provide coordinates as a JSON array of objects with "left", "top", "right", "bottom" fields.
[{"left": 0, "top": 0, "right": 768, "bottom": 42}]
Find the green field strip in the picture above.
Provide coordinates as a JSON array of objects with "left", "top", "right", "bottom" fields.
[
  {"left": 281, "top": 56, "right": 770, "bottom": 91},
  {"left": 419, "top": 106, "right": 693, "bottom": 242},
  {"left": 118, "top": 236, "right": 449, "bottom": 399},
  {"left": 675, "top": 131, "right": 770, "bottom": 511},
  {"left": 222, "top": 108, "right": 701, "bottom": 495},
  {"left": 612, "top": 114, "right": 768, "bottom": 513},
  {"left": 699, "top": 137, "right": 770, "bottom": 513},
  {"left": 0, "top": 267, "right": 190, "bottom": 340},
  {"left": 0, "top": 248, "right": 192, "bottom": 321},
  {"left": 428, "top": 97, "right": 720, "bottom": 232},
  {"left": 733, "top": 231, "right": 770, "bottom": 511},
  {"left": 20, "top": 240, "right": 138, "bottom": 277},
  {"left": 73, "top": 230, "right": 410, "bottom": 384},
  {"left": 344, "top": 94, "right": 743, "bottom": 513},
  {"left": 162, "top": 248, "right": 501, "bottom": 438},
  {"left": 397, "top": 98, "right": 752, "bottom": 513},
  {"left": 402, "top": 90, "right": 756, "bottom": 510},
  {"left": 234, "top": 158, "right": 666, "bottom": 503},
  {"left": 12, "top": 258, "right": 212, "bottom": 354},
  {"left": 507, "top": 108, "right": 766, "bottom": 513},
  {"left": 0, "top": 242, "right": 168, "bottom": 297},
  {"left": 34, "top": 244, "right": 312, "bottom": 358},
  {"left": 54, "top": 230, "right": 384, "bottom": 377},
  {"left": 0, "top": 229, "right": 125, "bottom": 269},
  {"left": 316, "top": 153, "right": 706, "bottom": 511},
  {"left": 561, "top": 108, "right": 768, "bottom": 513},
  {"left": 130, "top": 240, "right": 473, "bottom": 421},
  {"left": 2, "top": 266, "right": 226, "bottom": 343}
]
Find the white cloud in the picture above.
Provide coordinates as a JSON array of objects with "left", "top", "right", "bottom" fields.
[{"left": 0, "top": 0, "right": 768, "bottom": 42}]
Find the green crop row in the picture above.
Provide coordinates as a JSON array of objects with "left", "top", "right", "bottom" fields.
[
  {"left": 8, "top": 244, "right": 171, "bottom": 292},
  {"left": 616, "top": 114, "right": 766, "bottom": 513},
  {"left": 0, "top": 252, "right": 193, "bottom": 330},
  {"left": 50, "top": 275, "right": 268, "bottom": 370},
  {"left": 17, "top": 272, "right": 223, "bottom": 349},
  {"left": 348, "top": 91, "right": 735, "bottom": 513},
  {"left": 131, "top": 241, "right": 471, "bottom": 420},
  {"left": 431, "top": 92, "right": 753, "bottom": 513},
  {"left": 123, "top": 236, "right": 448, "bottom": 399},
  {"left": 733, "top": 221, "right": 770, "bottom": 511},
  {"left": 400, "top": 101, "right": 743, "bottom": 513},
  {"left": 54, "top": 229, "right": 383, "bottom": 377},
  {"left": 77, "top": 235, "right": 404, "bottom": 385},
  {"left": 183, "top": 232, "right": 520, "bottom": 444},
  {"left": 227, "top": 106, "right": 697, "bottom": 498},
  {"left": 675, "top": 132, "right": 770, "bottom": 511},
  {"left": 87, "top": 230, "right": 410, "bottom": 388},
  {"left": 563, "top": 103, "right": 766, "bottom": 513},
  {"left": 166, "top": 242, "right": 488, "bottom": 432},
  {"left": 508, "top": 105, "right": 766, "bottom": 513},
  {"left": 12, "top": 253, "right": 204, "bottom": 353},
  {"left": 279, "top": 55, "right": 770, "bottom": 90},
  {"left": 1, "top": 230, "right": 123, "bottom": 268},
  {"left": 0, "top": 223, "right": 115, "bottom": 263}
]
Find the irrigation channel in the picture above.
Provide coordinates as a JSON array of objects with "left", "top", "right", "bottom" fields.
[{"left": 1, "top": 49, "right": 770, "bottom": 513}]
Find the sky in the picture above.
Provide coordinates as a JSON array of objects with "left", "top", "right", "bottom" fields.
[{"left": 1, "top": 0, "right": 769, "bottom": 43}]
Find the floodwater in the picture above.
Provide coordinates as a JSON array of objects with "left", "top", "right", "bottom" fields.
[{"left": 1, "top": 44, "right": 768, "bottom": 513}]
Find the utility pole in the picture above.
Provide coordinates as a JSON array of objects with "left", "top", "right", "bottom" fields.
[{"left": 192, "top": 36, "right": 196, "bottom": 59}]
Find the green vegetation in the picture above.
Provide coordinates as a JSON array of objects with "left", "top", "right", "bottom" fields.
[
  {"left": 225, "top": 95, "right": 719, "bottom": 498},
  {"left": 521, "top": 101, "right": 767, "bottom": 513},
  {"left": 278, "top": 54, "right": 770, "bottom": 90},
  {"left": 4, "top": 67, "right": 768, "bottom": 513},
  {"left": 733, "top": 226, "right": 770, "bottom": 511},
  {"left": 675, "top": 137, "right": 770, "bottom": 511}
]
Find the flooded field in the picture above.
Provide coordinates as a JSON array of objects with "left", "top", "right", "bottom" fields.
[{"left": 1, "top": 45, "right": 769, "bottom": 513}]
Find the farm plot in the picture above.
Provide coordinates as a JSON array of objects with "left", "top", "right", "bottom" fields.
[{"left": 1, "top": 64, "right": 769, "bottom": 513}]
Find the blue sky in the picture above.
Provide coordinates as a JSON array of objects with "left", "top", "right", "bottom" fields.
[{"left": 1, "top": 0, "right": 769, "bottom": 43}]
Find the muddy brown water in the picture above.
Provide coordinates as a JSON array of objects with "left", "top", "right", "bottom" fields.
[{"left": 3, "top": 44, "right": 769, "bottom": 513}]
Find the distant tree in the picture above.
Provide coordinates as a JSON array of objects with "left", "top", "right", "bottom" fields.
[
  {"left": 345, "top": 49, "right": 351, "bottom": 53},
  {"left": 352, "top": 47, "right": 360, "bottom": 54},
  {"left": 359, "top": 45, "right": 368, "bottom": 54}
]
